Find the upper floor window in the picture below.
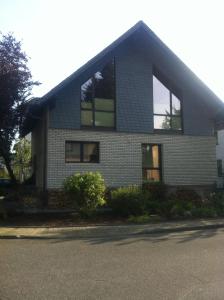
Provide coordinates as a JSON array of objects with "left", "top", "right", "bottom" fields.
[
  {"left": 81, "top": 59, "right": 115, "bottom": 129},
  {"left": 153, "top": 75, "right": 182, "bottom": 131}
]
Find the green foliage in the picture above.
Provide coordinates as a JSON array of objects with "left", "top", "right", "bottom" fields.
[
  {"left": 128, "top": 213, "right": 151, "bottom": 224},
  {"left": 0, "top": 197, "right": 7, "bottom": 219},
  {"left": 142, "top": 182, "right": 167, "bottom": 201},
  {"left": 63, "top": 172, "right": 106, "bottom": 216},
  {"left": 209, "top": 191, "right": 224, "bottom": 216},
  {"left": 190, "top": 207, "right": 217, "bottom": 218},
  {"left": 0, "top": 33, "right": 39, "bottom": 183},
  {"left": 13, "top": 138, "right": 31, "bottom": 182},
  {"left": 109, "top": 186, "right": 146, "bottom": 217}
]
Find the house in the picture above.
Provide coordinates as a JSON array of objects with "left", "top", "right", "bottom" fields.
[
  {"left": 22, "top": 21, "right": 224, "bottom": 192},
  {"left": 216, "top": 129, "right": 224, "bottom": 188}
]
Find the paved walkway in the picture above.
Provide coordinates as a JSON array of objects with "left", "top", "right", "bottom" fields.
[{"left": 1, "top": 218, "right": 224, "bottom": 239}]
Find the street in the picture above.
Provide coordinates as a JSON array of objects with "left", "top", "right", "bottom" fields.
[{"left": 1, "top": 228, "right": 224, "bottom": 299}]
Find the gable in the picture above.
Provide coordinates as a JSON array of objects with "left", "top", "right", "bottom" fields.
[{"left": 22, "top": 21, "right": 224, "bottom": 136}]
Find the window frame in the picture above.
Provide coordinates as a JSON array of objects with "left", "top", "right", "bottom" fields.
[
  {"left": 142, "top": 143, "right": 163, "bottom": 182},
  {"left": 153, "top": 69, "right": 183, "bottom": 134},
  {"left": 65, "top": 141, "right": 100, "bottom": 163},
  {"left": 80, "top": 58, "right": 116, "bottom": 131},
  {"left": 217, "top": 159, "right": 223, "bottom": 177}
]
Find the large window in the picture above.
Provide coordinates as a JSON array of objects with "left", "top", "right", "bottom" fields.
[
  {"left": 153, "top": 75, "right": 182, "bottom": 131},
  {"left": 81, "top": 59, "right": 115, "bottom": 128},
  {"left": 65, "top": 141, "right": 99, "bottom": 163},
  {"left": 142, "top": 144, "right": 162, "bottom": 182}
]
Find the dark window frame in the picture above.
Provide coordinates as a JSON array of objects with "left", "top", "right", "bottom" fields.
[
  {"left": 142, "top": 143, "right": 162, "bottom": 182},
  {"left": 217, "top": 159, "right": 223, "bottom": 177},
  {"left": 65, "top": 141, "right": 100, "bottom": 163},
  {"left": 153, "top": 69, "right": 183, "bottom": 133},
  {"left": 80, "top": 58, "right": 116, "bottom": 130}
]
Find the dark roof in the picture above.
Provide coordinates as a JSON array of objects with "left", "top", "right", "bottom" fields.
[{"left": 22, "top": 20, "right": 224, "bottom": 135}]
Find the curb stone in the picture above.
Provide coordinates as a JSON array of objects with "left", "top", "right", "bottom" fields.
[{"left": 1, "top": 219, "right": 224, "bottom": 239}]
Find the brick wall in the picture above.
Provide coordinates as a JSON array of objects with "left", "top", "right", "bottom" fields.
[{"left": 47, "top": 128, "right": 217, "bottom": 189}]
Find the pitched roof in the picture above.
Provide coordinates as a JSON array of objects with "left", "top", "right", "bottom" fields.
[{"left": 22, "top": 20, "right": 224, "bottom": 135}]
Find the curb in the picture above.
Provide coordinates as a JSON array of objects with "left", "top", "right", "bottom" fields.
[{"left": 1, "top": 222, "right": 224, "bottom": 240}]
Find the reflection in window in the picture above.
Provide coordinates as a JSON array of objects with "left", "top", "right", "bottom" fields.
[
  {"left": 142, "top": 144, "right": 161, "bottom": 182},
  {"left": 65, "top": 141, "right": 99, "bottom": 163},
  {"left": 81, "top": 60, "right": 115, "bottom": 128},
  {"left": 153, "top": 75, "right": 182, "bottom": 131}
]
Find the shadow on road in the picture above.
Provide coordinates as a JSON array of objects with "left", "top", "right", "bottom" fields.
[{"left": 49, "top": 226, "right": 224, "bottom": 246}]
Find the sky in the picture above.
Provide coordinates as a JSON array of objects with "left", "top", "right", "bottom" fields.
[{"left": 1, "top": 0, "right": 224, "bottom": 100}]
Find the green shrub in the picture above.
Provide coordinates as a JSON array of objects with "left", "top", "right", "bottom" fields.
[
  {"left": 128, "top": 213, "right": 151, "bottom": 224},
  {"left": 191, "top": 207, "right": 217, "bottom": 218},
  {"left": 209, "top": 191, "right": 224, "bottom": 216},
  {"left": 174, "top": 189, "right": 202, "bottom": 207},
  {"left": 142, "top": 182, "right": 167, "bottom": 201},
  {"left": 63, "top": 172, "right": 106, "bottom": 216},
  {"left": 0, "top": 196, "right": 7, "bottom": 219},
  {"left": 109, "top": 185, "right": 145, "bottom": 217}
]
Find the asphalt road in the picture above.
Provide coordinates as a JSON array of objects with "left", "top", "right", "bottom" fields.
[{"left": 1, "top": 228, "right": 224, "bottom": 299}]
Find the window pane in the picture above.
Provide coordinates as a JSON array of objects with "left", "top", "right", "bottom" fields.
[
  {"left": 142, "top": 144, "right": 152, "bottom": 168},
  {"left": 152, "top": 145, "right": 159, "bottom": 168},
  {"left": 81, "top": 111, "right": 93, "bottom": 126},
  {"left": 81, "top": 100, "right": 92, "bottom": 109},
  {"left": 171, "top": 116, "right": 182, "bottom": 130},
  {"left": 142, "top": 145, "right": 160, "bottom": 168},
  {"left": 65, "top": 142, "right": 80, "bottom": 162},
  {"left": 94, "top": 61, "right": 115, "bottom": 100},
  {"left": 143, "top": 169, "right": 160, "bottom": 182},
  {"left": 172, "top": 94, "right": 181, "bottom": 115},
  {"left": 154, "top": 115, "right": 171, "bottom": 130},
  {"left": 217, "top": 159, "right": 223, "bottom": 177},
  {"left": 95, "top": 98, "right": 114, "bottom": 111},
  {"left": 95, "top": 112, "right": 114, "bottom": 127},
  {"left": 81, "top": 78, "right": 94, "bottom": 107},
  {"left": 83, "top": 143, "right": 99, "bottom": 163},
  {"left": 153, "top": 76, "right": 170, "bottom": 115}
]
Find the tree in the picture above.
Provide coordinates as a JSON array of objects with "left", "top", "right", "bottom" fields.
[
  {"left": 13, "top": 138, "right": 31, "bottom": 182},
  {"left": 0, "top": 33, "right": 38, "bottom": 183}
]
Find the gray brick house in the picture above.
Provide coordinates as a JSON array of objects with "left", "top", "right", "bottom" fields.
[{"left": 22, "top": 21, "right": 224, "bottom": 191}]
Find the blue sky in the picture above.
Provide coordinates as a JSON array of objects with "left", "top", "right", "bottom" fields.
[{"left": 1, "top": 0, "right": 224, "bottom": 100}]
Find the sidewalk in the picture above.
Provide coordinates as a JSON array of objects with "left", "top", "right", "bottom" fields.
[{"left": 1, "top": 218, "right": 224, "bottom": 239}]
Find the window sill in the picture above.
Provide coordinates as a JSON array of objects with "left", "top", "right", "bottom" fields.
[
  {"left": 153, "top": 129, "right": 183, "bottom": 135},
  {"left": 81, "top": 126, "right": 116, "bottom": 131}
]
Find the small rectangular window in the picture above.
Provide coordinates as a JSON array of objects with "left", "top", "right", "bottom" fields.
[
  {"left": 217, "top": 159, "right": 223, "bottom": 177},
  {"left": 65, "top": 141, "right": 99, "bottom": 163},
  {"left": 142, "top": 144, "right": 162, "bottom": 182}
]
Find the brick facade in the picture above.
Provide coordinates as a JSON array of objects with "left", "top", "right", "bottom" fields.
[{"left": 46, "top": 128, "right": 217, "bottom": 189}]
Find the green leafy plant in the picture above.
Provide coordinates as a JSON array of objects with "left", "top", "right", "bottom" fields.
[
  {"left": 63, "top": 172, "right": 106, "bottom": 217},
  {"left": 128, "top": 213, "right": 151, "bottom": 224},
  {"left": 142, "top": 182, "right": 167, "bottom": 201},
  {"left": 109, "top": 185, "right": 145, "bottom": 217}
]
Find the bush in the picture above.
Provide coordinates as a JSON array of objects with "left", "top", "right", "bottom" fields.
[
  {"left": 142, "top": 182, "right": 167, "bottom": 201},
  {"left": 191, "top": 207, "right": 217, "bottom": 218},
  {"left": 0, "top": 196, "right": 7, "bottom": 219},
  {"left": 63, "top": 172, "right": 106, "bottom": 216},
  {"left": 128, "top": 213, "right": 151, "bottom": 224},
  {"left": 109, "top": 185, "right": 145, "bottom": 217},
  {"left": 209, "top": 191, "right": 224, "bottom": 216}
]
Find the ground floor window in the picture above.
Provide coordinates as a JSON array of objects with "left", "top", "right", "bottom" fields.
[
  {"left": 142, "top": 144, "right": 162, "bottom": 182},
  {"left": 65, "top": 141, "right": 99, "bottom": 163},
  {"left": 217, "top": 159, "right": 223, "bottom": 177}
]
